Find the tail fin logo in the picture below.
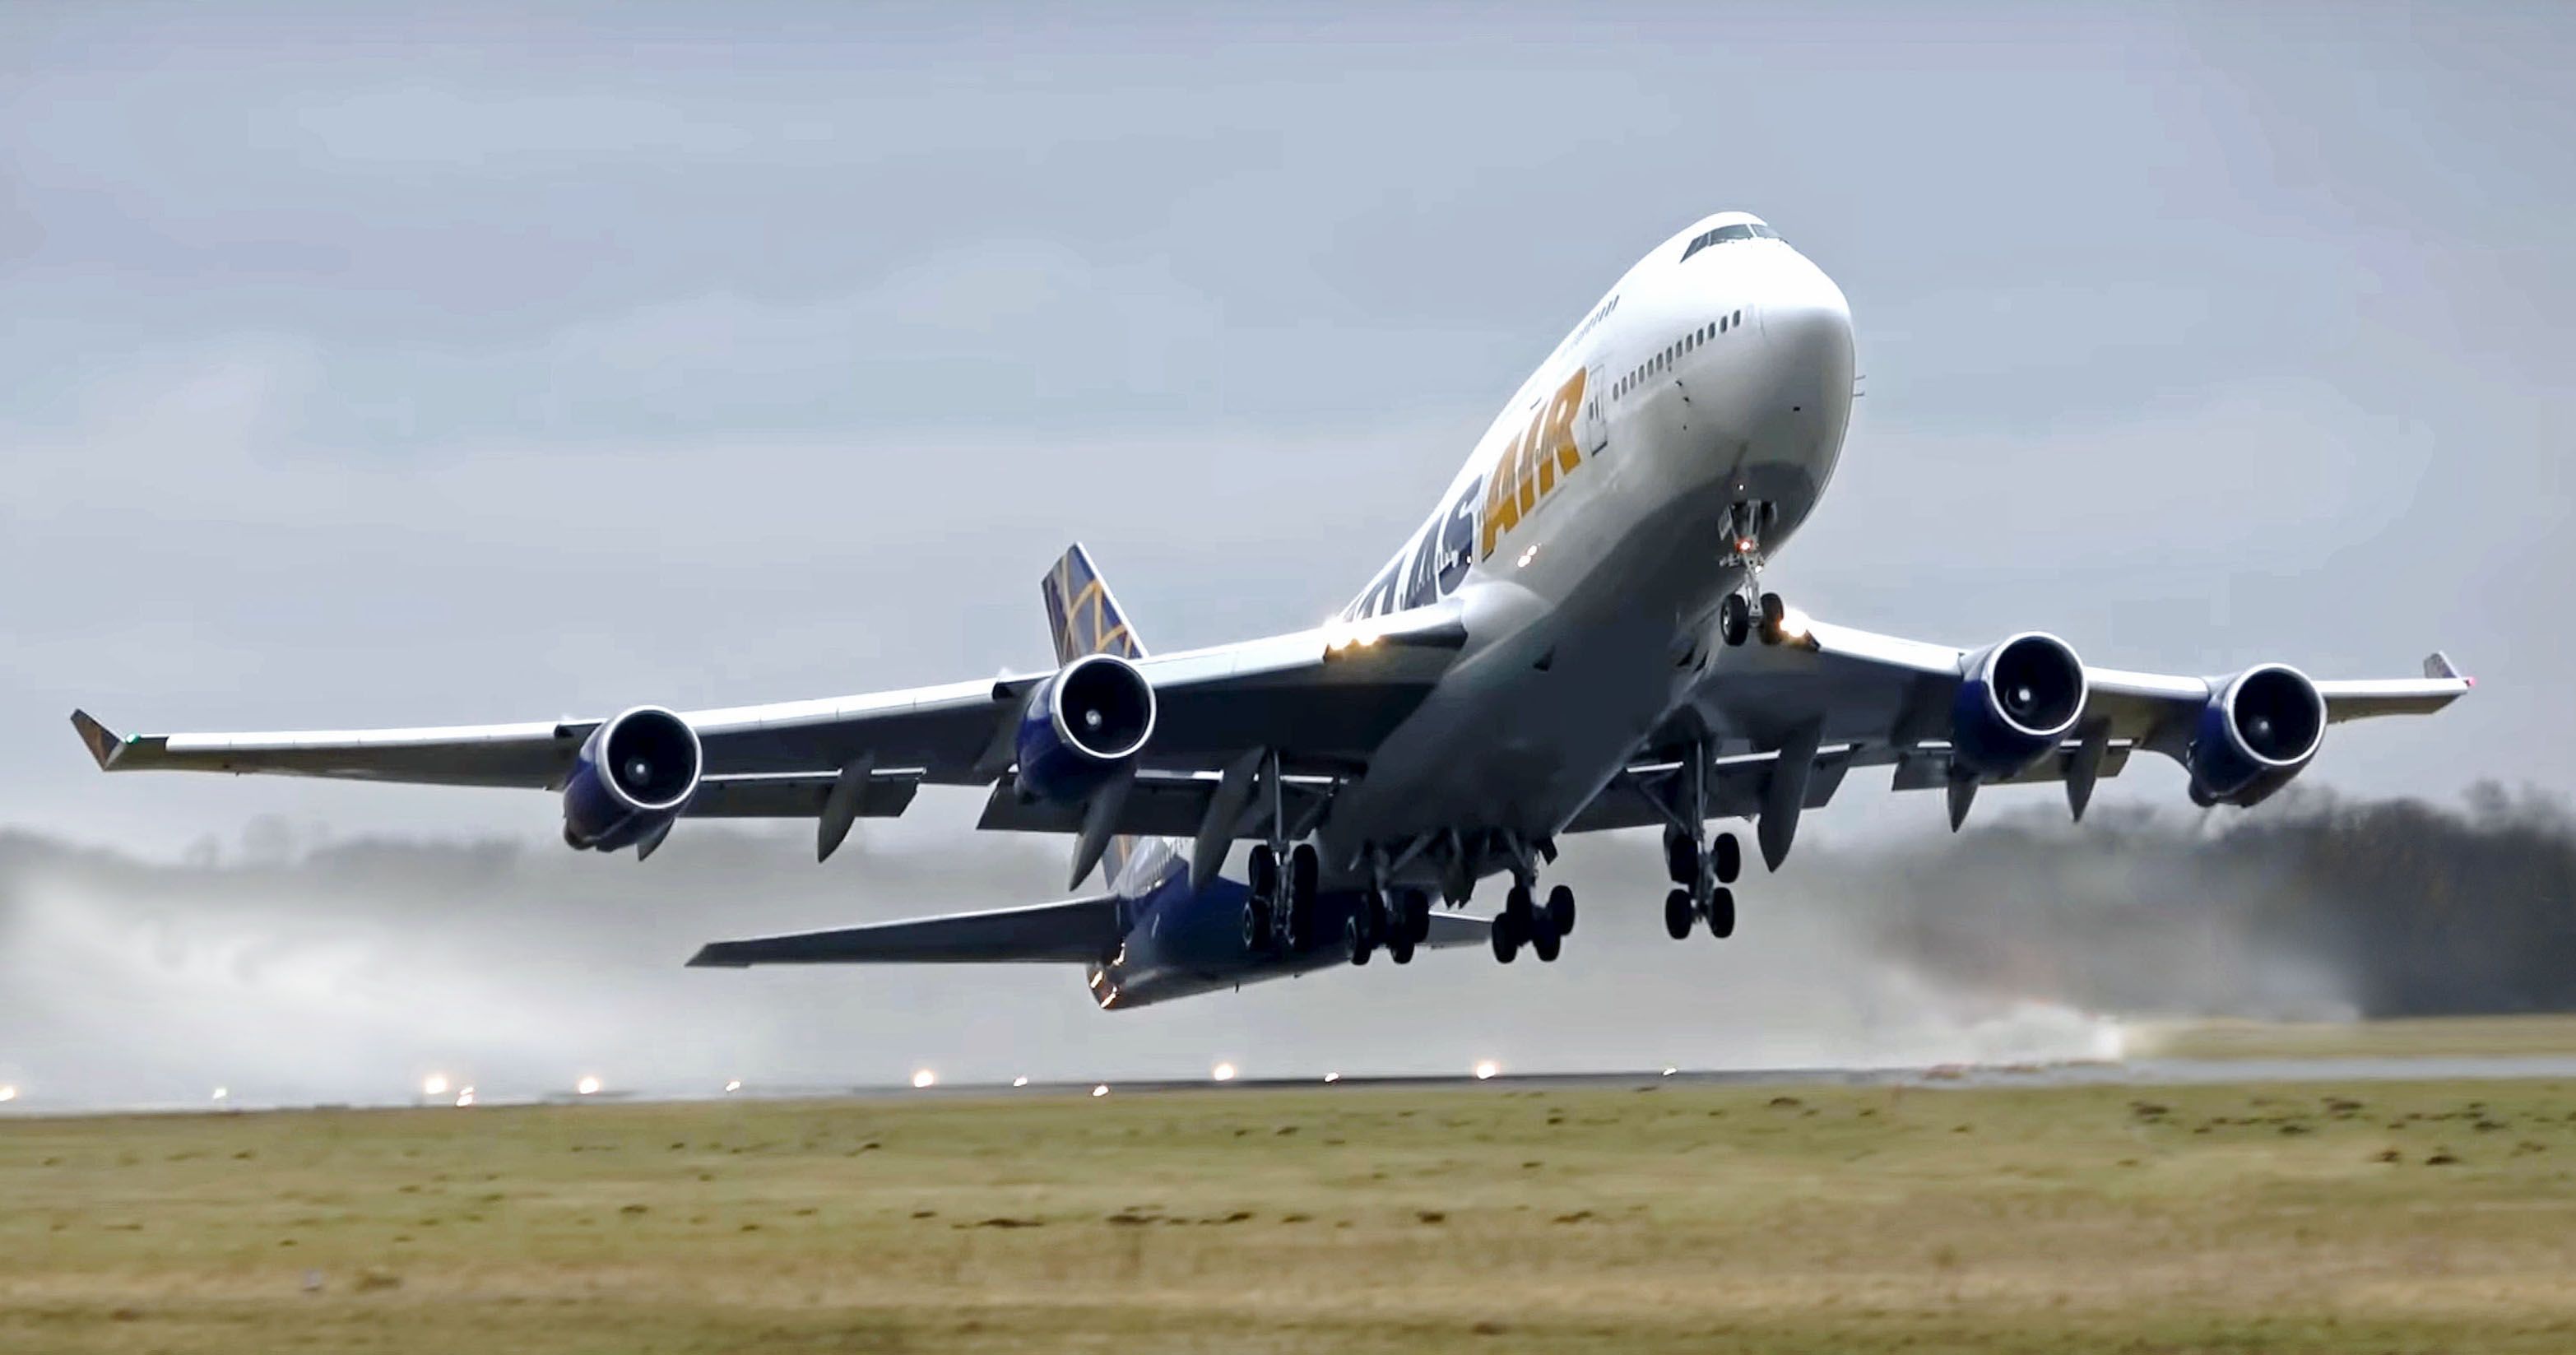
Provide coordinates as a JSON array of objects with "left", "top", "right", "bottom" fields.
[{"left": 1042, "top": 544, "right": 1146, "bottom": 666}]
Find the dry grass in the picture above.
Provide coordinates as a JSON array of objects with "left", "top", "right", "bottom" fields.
[
  {"left": 2124, "top": 1013, "right": 2576, "bottom": 1061},
  {"left": 7, "top": 1076, "right": 2576, "bottom": 1352}
]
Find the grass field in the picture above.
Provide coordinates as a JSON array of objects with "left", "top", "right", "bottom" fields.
[
  {"left": 2123, "top": 1013, "right": 2576, "bottom": 1062},
  {"left": 8, "top": 1077, "right": 2576, "bottom": 1353}
]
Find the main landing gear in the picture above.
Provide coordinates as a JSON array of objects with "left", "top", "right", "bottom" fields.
[
  {"left": 1242, "top": 840, "right": 1320, "bottom": 954},
  {"left": 1489, "top": 877, "right": 1575, "bottom": 966},
  {"left": 1662, "top": 824, "right": 1741, "bottom": 940},
  {"left": 1344, "top": 884, "right": 1432, "bottom": 968}
]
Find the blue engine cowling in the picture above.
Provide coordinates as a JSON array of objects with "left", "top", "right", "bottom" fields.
[
  {"left": 1950, "top": 632, "right": 2088, "bottom": 778},
  {"left": 1014, "top": 653, "right": 1157, "bottom": 803},
  {"left": 562, "top": 705, "right": 703, "bottom": 851},
  {"left": 2188, "top": 664, "right": 2326, "bottom": 806}
]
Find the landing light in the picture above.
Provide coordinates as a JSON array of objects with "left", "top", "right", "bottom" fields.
[
  {"left": 1474, "top": 1060, "right": 1500, "bottom": 1081},
  {"left": 1774, "top": 605, "right": 1812, "bottom": 643},
  {"left": 911, "top": 1069, "right": 937, "bottom": 1089}
]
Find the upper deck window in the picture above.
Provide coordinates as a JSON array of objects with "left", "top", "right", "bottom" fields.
[{"left": 1679, "top": 221, "right": 1780, "bottom": 262}]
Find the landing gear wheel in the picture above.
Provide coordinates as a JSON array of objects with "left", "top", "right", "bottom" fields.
[
  {"left": 1713, "top": 832, "right": 1742, "bottom": 885},
  {"left": 1758, "top": 592, "right": 1788, "bottom": 646},
  {"left": 1664, "top": 888, "right": 1695, "bottom": 940},
  {"left": 1248, "top": 845, "right": 1278, "bottom": 907},
  {"left": 1664, "top": 827, "right": 1698, "bottom": 885},
  {"left": 1530, "top": 919, "right": 1562, "bottom": 963},
  {"left": 1706, "top": 885, "right": 1737, "bottom": 940},
  {"left": 1719, "top": 592, "right": 1752, "bottom": 647},
  {"left": 1242, "top": 899, "right": 1270, "bottom": 953},
  {"left": 1404, "top": 892, "right": 1432, "bottom": 945},
  {"left": 1283, "top": 842, "right": 1320, "bottom": 950},
  {"left": 1344, "top": 913, "right": 1372, "bottom": 966},
  {"left": 1504, "top": 883, "right": 1535, "bottom": 940},
  {"left": 1491, "top": 920, "right": 1519, "bottom": 964},
  {"left": 1389, "top": 933, "right": 1416, "bottom": 964},
  {"left": 1544, "top": 884, "right": 1576, "bottom": 938}
]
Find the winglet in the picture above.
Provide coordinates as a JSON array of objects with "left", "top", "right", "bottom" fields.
[
  {"left": 2424, "top": 651, "right": 2467, "bottom": 683},
  {"left": 69, "top": 709, "right": 128, "bottom": 771}
]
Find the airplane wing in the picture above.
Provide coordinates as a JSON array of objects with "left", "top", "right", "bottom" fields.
[
  {"left": 687, "top": 895, "right": 1124, "bottom": 967},
  {"left": 67, "top": 604, "right": 1469, "bottom": 792},
  {"left": 1572, "top": 614, "right": 2471, "bottom": 864}
]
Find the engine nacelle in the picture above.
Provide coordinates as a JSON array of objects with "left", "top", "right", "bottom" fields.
[
  {"left": 1950, "top": 632, "right": 2088, "bottom": 777},
  {"left": 562, "top": 706, "right": 703, "bottom": 851},
  {"left": 1014, "top": 653, "right": 1157, "bottom": 803},
  {"left": 2188, "top": 663, "right": 2325, "bottom": 806}
]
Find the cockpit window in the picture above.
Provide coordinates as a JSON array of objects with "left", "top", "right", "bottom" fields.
[{"left": 1680, "top": 221, "right": 1780, "bottom": 262}]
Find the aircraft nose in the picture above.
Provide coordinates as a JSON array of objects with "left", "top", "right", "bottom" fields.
[{"left": 1757, "top": 253, "right": 1854, "bottom": 369}]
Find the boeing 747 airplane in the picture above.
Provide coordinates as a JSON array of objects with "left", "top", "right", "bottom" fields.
[{"left": 72, "top": 211, "right": 2470, "bottom": 1008}]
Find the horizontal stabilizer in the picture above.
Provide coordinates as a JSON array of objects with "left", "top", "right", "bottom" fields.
[
  {"left": 689, "top": 895, "right": 1123, "bottom": 968},
  {"left": 70, "top": 709, "right": 127, "bottom": 771}
]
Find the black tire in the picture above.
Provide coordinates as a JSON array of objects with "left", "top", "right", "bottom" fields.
[
  {"left": 1491, "top": 921, "right": 1517, "bottom": 964},
  {"left": 1545, "top": 884, "right": 1576, "bottom": 938},
  {"left": 1664, "top": 827, "right": 1697, "bottom": 885},
  {"left": 1389, "top": 934, "right": 1415, "bottom": 965},
  {"left": 1242, "top": 899, "right": 1269, "bottom": 952},
  {"left": 1285, "top": 843, "right": 1320, "bottom": 949},
  {"left": 1405, "top": 892, "right": 1432, "bottom": 944},
  {"left": 1758, "top": 592, "right": 1787, "bottom": 645},
  {"left": 1505, "top": 883, "right": 1535, "bottom": 934},
  {"left": 1664, "top": 888, "right": 1694, "bottom": 940},
  {"left": 1248, "top": 844, "right": 1277, "bottom": 903},
  {"left": 1345, "top": 915, "right": 1371, "bottom": 966},
  {"left": 1713, "top": 832, "right": 1742, "bottom": 885},
  {"left": 1707, "top": 885, "right": 1737, "bottom": 940},
  {"left": 1531, "top": 926, "right": 1561, "bottom": 963},
  {"left": 1719, "top": 592, "right": 1751, "bottom": 647}
]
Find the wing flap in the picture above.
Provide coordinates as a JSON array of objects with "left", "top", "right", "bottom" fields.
[
  {"left": 683, "top": 771, "right": 921, "bottom": 820},
  {"left": 688, "top": 895, "right": 1123, "bottom": 968}
]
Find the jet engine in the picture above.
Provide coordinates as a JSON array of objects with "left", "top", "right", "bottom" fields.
[
  {"left": 1950, "top": 632, "right": 2088, "bottom": 777},
  {"left": 562, "top": 706, "right": 703, "bottom": 851},
  {"left": 2188, "top": 663, "right": 2325, "bottom": 806},
  {"left": 1014, "top": 653, "right": 1157, "bottom": 803}
]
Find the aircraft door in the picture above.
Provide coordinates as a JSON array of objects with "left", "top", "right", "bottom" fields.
[{"left": 1580, "top": 363, "right": 1609, "bottom": 453}]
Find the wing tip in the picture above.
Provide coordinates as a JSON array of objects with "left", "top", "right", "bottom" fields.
[
  {"left": 69, "top": 709, "right": 124, "bottom": 771},
  {"left": 686, "top": 944, "right": 750, "bottom": 968},
  {"left": 2424, "top": 651, "right": 2472, "bottom": 684}
]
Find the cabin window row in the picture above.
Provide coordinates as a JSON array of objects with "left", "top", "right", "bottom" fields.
[{"left": 1614, "top": 309, "right": 1747, "bottom": 399}]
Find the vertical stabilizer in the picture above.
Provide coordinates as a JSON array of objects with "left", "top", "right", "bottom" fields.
[
  {"left": 1041, "top": 544, "right": 1151, "bottom": 885},
  {"left": 1041, "top": 543, "right": 1147, "bottom": 666}
]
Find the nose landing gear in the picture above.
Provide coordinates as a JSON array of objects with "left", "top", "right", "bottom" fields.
[{"left": 1716, "top": 500, "right": 1795, "bottom": 648}]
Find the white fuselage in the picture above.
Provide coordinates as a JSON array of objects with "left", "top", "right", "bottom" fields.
[{"left": 1317, "top": 212, "right": 1855, "bottom": 882}]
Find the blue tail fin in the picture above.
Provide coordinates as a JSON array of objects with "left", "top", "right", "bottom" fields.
[
  {"left": 1041, "top": 543, "right": 1148, "bottom": 665},
  {"left": 1041, "top": 544, "right": 1151, "bottom": 888}
]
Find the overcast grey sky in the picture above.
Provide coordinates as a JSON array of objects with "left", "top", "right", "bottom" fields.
[{"left": 2, "top": 5, "right": 2570, "bottom": 1101}]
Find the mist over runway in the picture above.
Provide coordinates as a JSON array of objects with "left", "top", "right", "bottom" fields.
[{"left": 6, "top": 785, "right": 2567, "bottom": 1113}]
